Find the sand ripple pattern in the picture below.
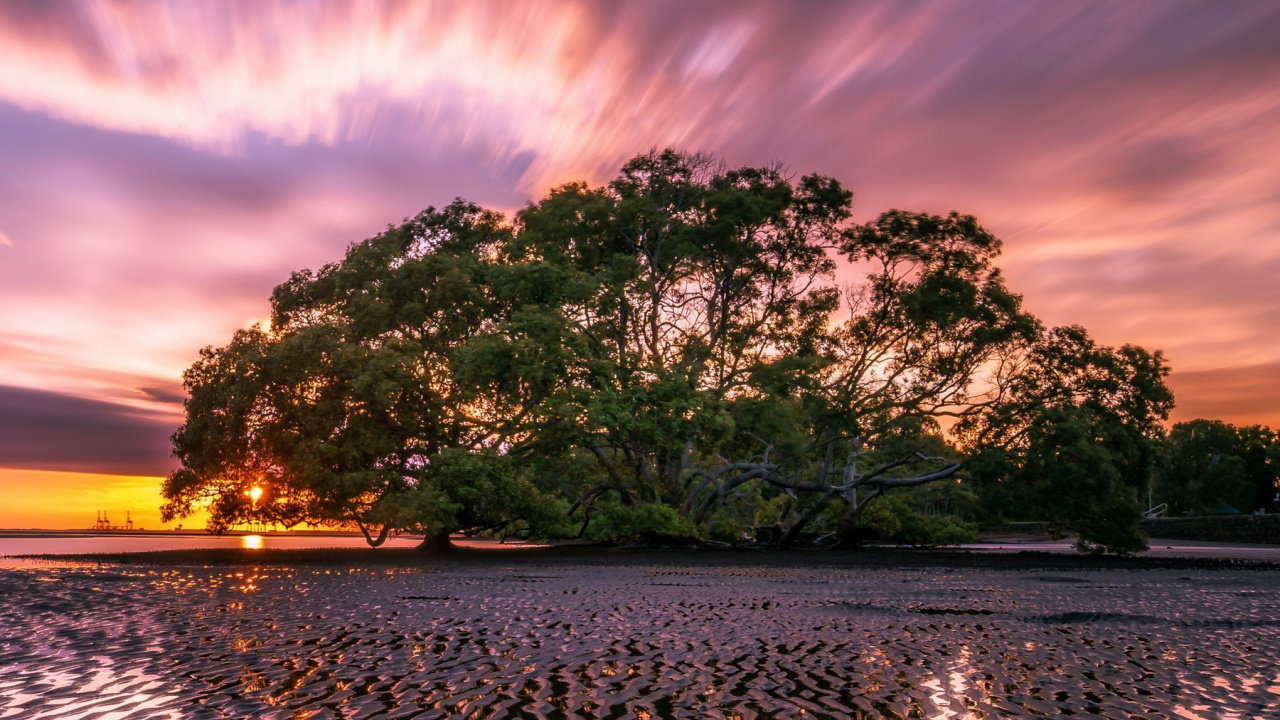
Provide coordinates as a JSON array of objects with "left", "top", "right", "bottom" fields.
[{"left": 3, "top": 561, "right": 1280, "bottom": 718}]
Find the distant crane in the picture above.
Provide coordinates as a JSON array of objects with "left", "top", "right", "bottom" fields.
[{"left": 92, "top": 511, "right": 141, "bottom": 531}]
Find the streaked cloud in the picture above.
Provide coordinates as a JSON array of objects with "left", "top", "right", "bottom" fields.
[
  {"left": 1168, "top": 363, "right": 1280, "bottom": 429},
  {"left": 1, "top": 0, "right": 1279, "bottom": 481},
  {"left": 0, "top": 385, "right": 176, "bottom": 475}
]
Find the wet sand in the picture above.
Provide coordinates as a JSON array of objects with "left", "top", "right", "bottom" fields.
[{"left": 3, "top": 548, "right": 1279, "bottom": 718}]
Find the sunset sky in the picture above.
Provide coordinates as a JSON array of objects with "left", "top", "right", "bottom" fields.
[{"left": 2, "top": 1, "right": 1279, "bottom": 528}]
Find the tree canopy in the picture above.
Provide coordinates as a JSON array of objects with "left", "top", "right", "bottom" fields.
[
  {"left": 1155, "top": 420, "right": 1279, "bottom": 516},
  {"left": 163, "top": 150, "right": 1173, "bottom": 553},
  {"left": 956, "top": 326, "right": 1173, "bottom": 553}
]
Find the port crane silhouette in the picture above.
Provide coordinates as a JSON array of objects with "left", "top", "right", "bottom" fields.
[{"left": 93, "top": 511, "right": 137, "bottom": 531}]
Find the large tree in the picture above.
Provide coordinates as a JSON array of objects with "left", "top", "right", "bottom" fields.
[
  {"left": 163, "top": 203, "right": 563, "bottom": 548},
  {"left": 480, "top": 152, "right": 1040, "bottom": 547},
  {"left": 163, "top": 149, "right": 1171, "bottom": 552}
]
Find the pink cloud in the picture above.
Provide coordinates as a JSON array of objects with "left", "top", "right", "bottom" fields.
[
  {"left": 0, "top": 0, "right": 1278, "bottom": 466},
  {"left": 1169, "top": 363, "right": 1280, "bottom": 428}
]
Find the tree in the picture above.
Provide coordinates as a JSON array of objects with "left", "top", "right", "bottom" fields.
[
  {"left": 1156, "top": 420, "right": 1278, "bottom": 515},
  {"left": 163, "top": 203, "right": 565, "bottom": 548},
  {"left": 957, "top": 326, "right": 1174, "bottom": 554},
  {"left": 163, "top": 149, "right": 1170, "bottom": 552},
  {"left": 487, "top": 152, "right": 1040, "bottom": 547},
  {"left": 1238, "top": 425, "right": 1280, "bottom": 511}
]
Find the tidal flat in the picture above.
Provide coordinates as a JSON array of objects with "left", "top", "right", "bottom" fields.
[{"left": 2, "top": 550, "right": 1279, "bottom": 719}]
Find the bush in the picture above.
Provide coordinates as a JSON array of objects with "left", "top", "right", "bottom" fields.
[
  {"left": 754, "top": 495, "right": 792, "bottom": 527},
  {"left": 856, "top": 495, "right": 978, "bottom": 546},
  {"left": 586, "top": 503, "right": 693, "bottom": 544},
  {"left": 1073, "top": 484, "right": 1149, "bottom": 555},
  {"left": 701, "top": 508, "right": 752, "bottom": 543}
]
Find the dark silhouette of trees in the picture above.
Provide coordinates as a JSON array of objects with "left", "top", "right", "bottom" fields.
[
  {"left": 958, "top": 327, "right": 1173, "bottom": 553},
  {"left": 1156, "top": 420, "right": 1279, "bottom": 516},
  {"left": 162, "top": 149, "right": 1173, "bottom": 553}
]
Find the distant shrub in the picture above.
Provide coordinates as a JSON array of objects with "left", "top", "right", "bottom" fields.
[
  {"left": 586, "top": 503, "right": 693, "bottom": 544},
  {"left": 754, "top": 495, "right": 792, "bottom": 527},
  {"left": 857, "top": 494, "right": 978, "bottom": 546},
  {"left": 701, "top": 508, "right": 751, "bottom": 543},
  {"left": 1072, "top": 485, "right": 1149, "bottom": 556}
]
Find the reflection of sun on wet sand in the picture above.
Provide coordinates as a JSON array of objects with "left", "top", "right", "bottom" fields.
[{"left": 3, "top": 550, "right": 1280, "bottom": 718}]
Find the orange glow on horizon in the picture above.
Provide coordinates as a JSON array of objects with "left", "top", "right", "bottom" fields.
[{"left": 0, "top": 468, "right": 209, "bottom": 531}]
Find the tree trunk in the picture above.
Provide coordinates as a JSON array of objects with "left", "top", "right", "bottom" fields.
[
  {"left": 778, "top": 500, "right": 828, "bottom": 550},
  {"left": 418, "top": 529, "right": 456, "bottom": 553}
]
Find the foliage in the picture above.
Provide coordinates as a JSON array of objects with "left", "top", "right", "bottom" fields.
[
  {"left": 583, "top": 502, "right": 693, "bottom": 544},
  {"left": 855, "top": 493, "right": 978, "bottom": 546},
  {"left": 164, "top": 149, "right": 1173, "bottom": 554},
  {"left": 1156, "top": 420, "right": 1279, "bottom": 515},
  {"left": 162, "top": 203, "right": 553, "bottom": 546},
  {"left": 956, "top": 327, "right": 1173, "bottom": 554}
]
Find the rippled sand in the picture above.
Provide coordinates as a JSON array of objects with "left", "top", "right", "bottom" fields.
[{"left": 3, "top": 555, "right": 1279, "bottom": 719}]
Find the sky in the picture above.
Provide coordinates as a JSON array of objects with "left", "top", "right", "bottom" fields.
[{"left": 2, "top": 1, "right": 1279, "bottom": 528}]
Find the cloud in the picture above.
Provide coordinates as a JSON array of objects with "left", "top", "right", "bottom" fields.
[
  {"left": 1168, "top": 362, "right": 1280, "bottom": 428},
  {"left": 133, "top": 385, "right": 186, "bottom": 405},
  {"left": 0, "top": 0, "right": 1279, "bottom": 444},
  {"left": 0, "top": 1, "right": 638, "bottom": 191},
  {"left": 0, "top": 228, "right": 11, "bottom": 246},
  {"left": 0, "top": 103, "right": 538, "bottom": 404},
  {"left": 0, "top": 384, "right": 177, "bottom": 475},
  {"left": 1004, "top": 244, "right": 1280, "bottom": 369}
]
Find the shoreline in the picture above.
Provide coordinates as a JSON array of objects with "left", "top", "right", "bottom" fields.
[
  {"left": 0, "top": 528, "right": 370, "bottom": 537},
  {"left": 17, "top": 543, "right": 1280, "bottom": 572}
]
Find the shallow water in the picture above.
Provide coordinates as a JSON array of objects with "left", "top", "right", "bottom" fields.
[
  {"left": 0, "top": 533, "right": 424, "bottom": 558},
  {"left": 2, "top": 561, "right": 1278, "bottom": 719}
]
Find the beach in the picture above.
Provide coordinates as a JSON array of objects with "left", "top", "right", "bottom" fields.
[{"left": 3, "top": 547, "right": 1280, "bottom": 718}]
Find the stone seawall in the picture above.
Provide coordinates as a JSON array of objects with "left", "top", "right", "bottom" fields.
[{"left": 1144, "top": 515, "right": 1280, "bottom": 544}]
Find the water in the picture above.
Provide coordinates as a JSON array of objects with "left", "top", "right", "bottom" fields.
[
  {"left": 6, "top": 534, "right": 1279, "bottom": 562},
  {"left": 3, "top": 560, "right": 1278, "bottom": 718},
  {"left": 0, "top": 533, "right": 424, "bottom": 558}
]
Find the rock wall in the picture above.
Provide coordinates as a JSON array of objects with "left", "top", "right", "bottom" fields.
[{"left": 1143, "top": 515, "right": 1280, "bottom": 544}]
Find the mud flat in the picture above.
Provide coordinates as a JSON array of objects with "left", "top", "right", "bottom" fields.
[{"left": 3, "top": 549, "right": 1279, "bottom": 719}]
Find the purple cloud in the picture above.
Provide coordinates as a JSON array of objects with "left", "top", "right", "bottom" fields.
[
  {"left": 0, "top": 385, "right": 176, "bottom": 475},
  {"left": 2, "top": 0, "right": 1280, "bottom": 473}
]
